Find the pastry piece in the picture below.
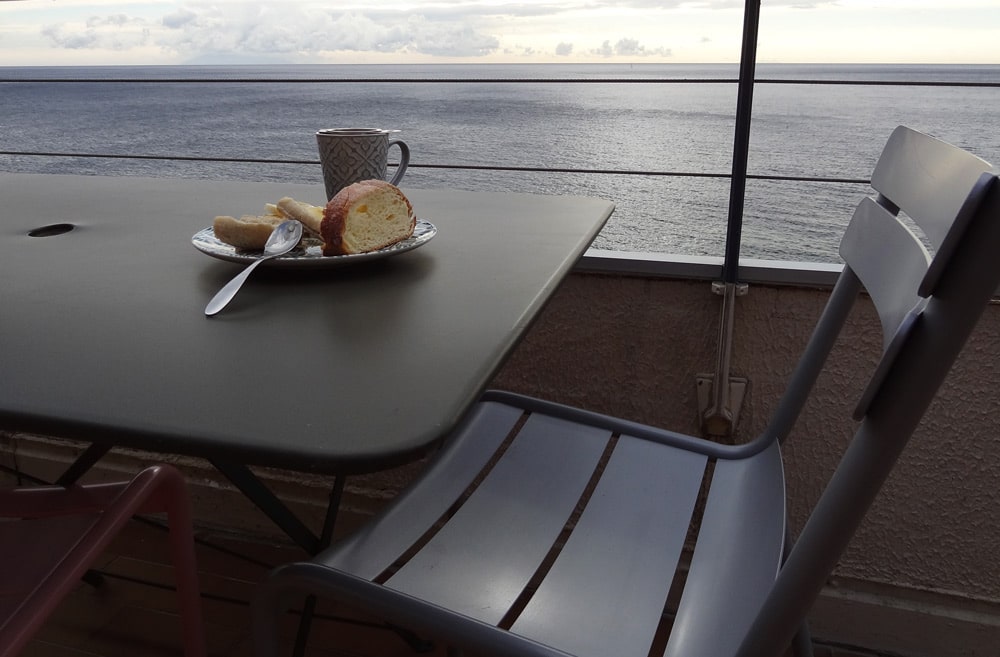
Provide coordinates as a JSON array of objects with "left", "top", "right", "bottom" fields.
[
  {"left": 321, "top": 180, "right": 415, "bottom": 256},
  {"left": 276, "top": 197, "right": 323, "bottom": 237},
  {"left": 212, "top": 214, "right": 285, "bottom": 250}
]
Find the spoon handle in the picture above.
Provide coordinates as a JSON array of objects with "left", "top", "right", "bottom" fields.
[{"left": 204, "top": 256, "right": 272, "bottom": 316}]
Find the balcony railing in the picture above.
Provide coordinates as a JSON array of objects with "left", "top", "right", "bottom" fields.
[{"left": 2, "top": 72, "right": 996, "bottom": 271}]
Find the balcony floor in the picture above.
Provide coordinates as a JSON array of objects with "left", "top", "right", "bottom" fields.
[
  {"left": 22, "top": 518, "right": 451, "bottom": 657},
  {"left": 23, "top": 517, "right": 884, "bottom": 657}
]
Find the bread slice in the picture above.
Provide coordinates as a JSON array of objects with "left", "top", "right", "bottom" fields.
[
  {"left": 212, "top": 214, "right": 284, "bottom": 250},
  {"left": 320, "top": 180, "right": 415, "bottom": 256}
]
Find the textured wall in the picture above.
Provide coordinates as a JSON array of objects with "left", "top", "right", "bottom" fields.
[{"left": 493, "top": 271, "right": 1000, "bottom": 604}]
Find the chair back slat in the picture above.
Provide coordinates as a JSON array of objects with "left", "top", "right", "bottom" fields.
[
  {"left": 841, "top": 128, "right": 998, "bottom": 418},
  {"left": 839, "top": 197, "right": 930, "bottom": 348},
  {"left": 871, "top": 125, "right": 994, "bottom": 249},
  {"left": 919, "top": 172, "right": 996, "bottom": 296}
]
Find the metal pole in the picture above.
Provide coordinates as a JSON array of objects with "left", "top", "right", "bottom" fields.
[{"left": 722, "top": 0, "right": 762, "bottom": 284}]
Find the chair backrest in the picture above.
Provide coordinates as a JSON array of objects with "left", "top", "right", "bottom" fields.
[
  {"left": 764, "top": 126, "right": 997, "bottom": 443},
  {"left": 851, "top": 127, "right": 997, "bottom": 418},
  {"left": 737, "top": 126, "right": 1000, "bottom": 655}
]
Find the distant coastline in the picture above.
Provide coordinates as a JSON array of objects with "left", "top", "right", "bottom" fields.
[{"left": 2, "top": 62, "right": 999, "bottom": 82}]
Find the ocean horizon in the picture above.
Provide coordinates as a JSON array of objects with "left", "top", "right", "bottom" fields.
[{"left": 3, "top": 62, "right": 999, "bottom": 262}]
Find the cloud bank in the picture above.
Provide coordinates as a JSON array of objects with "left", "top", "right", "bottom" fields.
[
  {"left": 20, "top": 0, "right": 791, "bottom": 63},
  {"left": 3, "top": 0, "right": 995, "bottom": 66},
  {"left": 15, "top": 0, "right": 974, "bottom": 66}
]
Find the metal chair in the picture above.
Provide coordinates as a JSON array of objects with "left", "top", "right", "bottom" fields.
[
  {"left": 252, "top": 126, "right": 1000, "bottom": 657},
  {"left": 0, "top": 464, "right": 206, "bottom": 657}
]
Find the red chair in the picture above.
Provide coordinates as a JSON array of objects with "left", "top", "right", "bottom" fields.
[{"left": 0, "top": 464, "right": 206, "bottom": 657}]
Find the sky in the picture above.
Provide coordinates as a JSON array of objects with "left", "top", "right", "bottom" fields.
[{"left": 0, "top": 0, "right": 997, "bottom": 67}]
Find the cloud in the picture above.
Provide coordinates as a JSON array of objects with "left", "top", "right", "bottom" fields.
[
  {"left": 41, "top": 24, "right": 98, "bottom": 50},
  {"left": 403, "top": 16, "right": 500, "bottom": 56},
  {"left": 26, "top": 0, "right": 826, "bottom": 62},
  {"left": 591, "top": 37, "right": 671, "bottom": 58},
  {"left": 34, "top": 5, "right": 503, "bottom": 60},
  {"left": 613, "top": 37, "right": 643, "bottom": 56},
  {"left": 42, "top": 13, "right": 148, "bottom": 51},
  {"left": 162, "top": 10, "right": 197, "bottom": 30},
  {"left": 86, "top": 14, "right": 131, "bottom": 28}
]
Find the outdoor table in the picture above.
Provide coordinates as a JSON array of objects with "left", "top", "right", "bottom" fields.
[{"left": 0, "top": 172, "right": 614, "bottom": 553}]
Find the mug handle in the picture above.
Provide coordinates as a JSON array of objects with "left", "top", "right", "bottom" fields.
[{"left": 387, "top": 139, "right": 410, "bottom": 186}]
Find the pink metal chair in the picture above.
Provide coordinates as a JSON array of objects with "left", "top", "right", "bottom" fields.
[{"left": 0, "top": 463, "right": 206, "bottom": 657}]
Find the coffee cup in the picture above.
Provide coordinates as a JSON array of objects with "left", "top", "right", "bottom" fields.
[{"left": 316, "top": 128, "right": 410, "bottom": 201}]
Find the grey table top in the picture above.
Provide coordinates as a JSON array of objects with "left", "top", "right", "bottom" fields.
[{"left": 0, "top": 173, "right": 613, "bottom": 474}]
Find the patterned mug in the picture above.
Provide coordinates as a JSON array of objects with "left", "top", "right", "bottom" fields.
[{"left": 315, "top": 128, "right": 410, "bottom": 201}]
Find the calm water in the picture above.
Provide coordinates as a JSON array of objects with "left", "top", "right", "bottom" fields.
[{"left": 2, "top": 63, "right": 999, "bottom": 262}]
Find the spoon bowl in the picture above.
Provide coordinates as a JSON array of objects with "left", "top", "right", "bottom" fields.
[{"left": 204, "top": 220, "right": 303, "bottom": 316}]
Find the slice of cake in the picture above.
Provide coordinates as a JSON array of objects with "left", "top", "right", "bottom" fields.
[{"left": 320, "top": 180, "right": 415, "bottom": 256}]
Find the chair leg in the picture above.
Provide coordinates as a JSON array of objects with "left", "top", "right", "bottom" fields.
[
  {"left": 291, "top": 595, "right": 318, "bottom": 657},
  {"left": 290, "top": 476, "right": 346, "bottom": 657},
  {"left": 783, "top": 524, "right": 814, "bottom": 657},
  {"left": 791, "top": 621, "right": 814, "bottom": 657},
  {"left": 164, "top": 481, "right": 208, "bottom": 657}
]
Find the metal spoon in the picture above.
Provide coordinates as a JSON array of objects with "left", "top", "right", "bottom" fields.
[{"left": 204, "top": 219, "right": 303, "bottom": 316}]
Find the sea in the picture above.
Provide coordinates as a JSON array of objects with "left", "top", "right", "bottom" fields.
[{"left": 2, "top": 63, "right": 999, "bottom": 263}]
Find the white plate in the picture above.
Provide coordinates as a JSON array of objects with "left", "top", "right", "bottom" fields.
[{"left": 192, "top": 219, "right": 436, "bottom": 268}]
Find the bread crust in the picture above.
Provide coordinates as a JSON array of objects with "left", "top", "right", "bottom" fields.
[{"left": 320, "top": 180, "right": 415, "bottom": 256}]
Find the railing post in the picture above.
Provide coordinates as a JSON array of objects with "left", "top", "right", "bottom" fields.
[
  {"left": 723, "top": 0, "right": 761, "bottom": 284},
  {"left": 698, "top": 281, "right": 749, "bottom": 437},
  {"left": 699, "top": 0, "right": 761, "bottom": 437}
]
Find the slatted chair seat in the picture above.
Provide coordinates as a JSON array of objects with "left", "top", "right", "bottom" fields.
[{"left": 252, "top": 126, "right": 1000, "bottom": 657}]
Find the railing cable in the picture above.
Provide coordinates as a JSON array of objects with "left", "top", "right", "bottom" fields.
[
  {"left": 0, "top": 151, "right": 872, "bottom": 185},
  {"left": 1, "top": 78, "right": 996, "bottom": 88}
]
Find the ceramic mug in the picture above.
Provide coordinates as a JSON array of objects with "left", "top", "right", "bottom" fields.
[{"left": 316, "top": 128, "right": 410, "bottom": 201}]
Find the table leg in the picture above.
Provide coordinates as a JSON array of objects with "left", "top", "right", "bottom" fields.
[
  {"left": 209, "top": 460, "right": 322, "bottom": 555},
  {"left": 56, "top": 443, "right": 112, "bottom": 486},
  {"left": 39, "top": 444, "right": 113, "bottom": 587},
  {"left": 318, "top": 476, "right": 344, "bottom": 547}
]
